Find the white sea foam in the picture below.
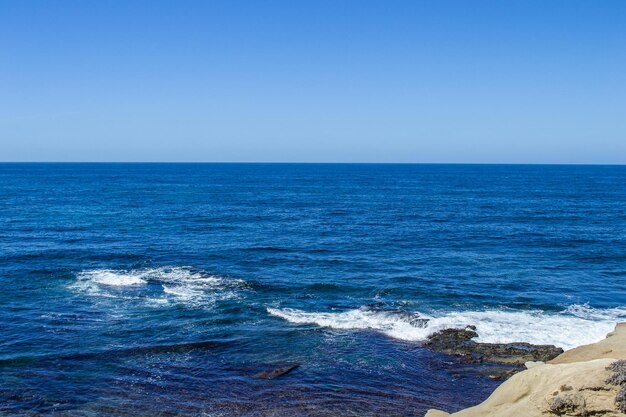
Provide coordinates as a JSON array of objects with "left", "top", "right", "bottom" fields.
[
  {"left": 162, "top": 284, "right": 204, "bottom": 301},
  {"left": 267, "top": 304, "right": 626, "bottom": 350},
  {"left": 78, "top": 270, "right": 147, "bottom": 286},
  {"left": 72, "top": 267, "right": 242, "bottom": 308}
]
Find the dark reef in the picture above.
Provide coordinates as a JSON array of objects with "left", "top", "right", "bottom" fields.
[{"left": 424, "top": 326, "right": 564, "bottom": 379}]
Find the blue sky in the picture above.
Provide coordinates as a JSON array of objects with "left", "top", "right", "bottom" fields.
[{"left": 1, "top": 1, "right": 625, "bottom": 163}]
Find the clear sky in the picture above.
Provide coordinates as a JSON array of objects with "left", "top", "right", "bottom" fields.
[{"left": 1, "top": 1, "right": 625, "bottom": 163}]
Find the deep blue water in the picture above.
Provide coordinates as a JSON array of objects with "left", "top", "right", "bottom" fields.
[{"left": 1, "top": 163, "right": 625, "bottom": 417}]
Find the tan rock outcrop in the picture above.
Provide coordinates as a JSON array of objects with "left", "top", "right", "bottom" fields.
[
  {"left": 424, "top": 323, "right": 626, "bottom": 417},
  {"left": 550, "top": 322, "right": 626, "bottom": 364}
]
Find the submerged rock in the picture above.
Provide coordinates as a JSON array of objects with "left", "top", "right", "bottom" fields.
[
  {"left": 360, "top": 305, "right": 430, "bottom": 328},
  {"left": 424, "top": 326, "right": 563, "bottom": 378},
  {"left": 387, "top": 310, "right": 429, "bottom": 328},
  {"left": 253, "top": 364, "right": 300, "bottom": 379}
]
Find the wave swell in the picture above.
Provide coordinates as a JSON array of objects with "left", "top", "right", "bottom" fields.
[
  {"left": 267, "top": 304, "right": 626, "bottom": 350},
  {"left": 71, "top": 267, "right": 244, "bottom": 307}
]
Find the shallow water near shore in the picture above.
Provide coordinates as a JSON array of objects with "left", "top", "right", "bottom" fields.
[{"left": 1, "top": 163, "right": 626, "bottom": 416}]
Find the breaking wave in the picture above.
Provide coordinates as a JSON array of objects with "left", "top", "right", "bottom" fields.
[
  {"left": 71, "top": 267, "right": 244, "bottom": 308},
  {"left": 267, "top": 304, "right": 626, "bottom": 350},
  {"left": 77, "top": 270, "right": 148, "bottom": 286}
]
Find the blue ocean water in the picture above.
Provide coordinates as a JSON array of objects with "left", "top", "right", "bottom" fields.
[{"left": 1, "top": 163, "right": 625, "bottom": 416}]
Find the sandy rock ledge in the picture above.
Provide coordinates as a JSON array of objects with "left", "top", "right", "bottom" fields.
[{"left": 425, "top": 323, "right": 626, "bottom": 417}]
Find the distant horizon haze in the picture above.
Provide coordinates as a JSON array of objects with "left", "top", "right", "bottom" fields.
[
  {"left": 1, "top": 162, "right": 625, "bottom": 166},
  {"left": 1, "top": 1, "right": 625, "bottom": 164}
]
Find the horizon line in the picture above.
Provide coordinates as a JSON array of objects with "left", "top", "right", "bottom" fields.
[{"left": 1, "top": 161, "right": 625, "bottom": 166}]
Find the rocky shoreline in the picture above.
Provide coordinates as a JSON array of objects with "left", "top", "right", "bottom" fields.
[
  {"left": 425, "top": 322, "right": 626, "bottom": 417},
  {"left": 424, "top": 325, "right": 563, "bottom": 379}
]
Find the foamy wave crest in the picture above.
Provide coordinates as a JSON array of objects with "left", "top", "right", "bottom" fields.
[
  {"left": 267, "top": 307, "right": 431, "bottom": 341},
  {"left": 72, "top": 267, "right": 243, "bottom": 307},
  {"left": 77, "top": 270, "right": 148, "bottom": 286},
  {"left": 267, "top": 304, "right": 626, "bottom": 350}
]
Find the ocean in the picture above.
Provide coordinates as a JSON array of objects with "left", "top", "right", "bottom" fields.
[{"left": 1, "top": 163, "right": 625, "bottom": 416}]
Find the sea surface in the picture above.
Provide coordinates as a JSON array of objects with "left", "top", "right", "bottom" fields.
[{"left": 1, "top": 163, "right": 625, "bottom": 417}]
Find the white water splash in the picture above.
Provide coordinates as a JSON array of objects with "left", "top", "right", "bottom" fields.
[
  {"left": 267, "top": 304, "right": 626, "bottom": 350},
  {"left": 72, "top": 267, "right": 243, "bottom": 308},
  {"left": 78, "top": 270, "right": 147, "bottom": 286}
]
